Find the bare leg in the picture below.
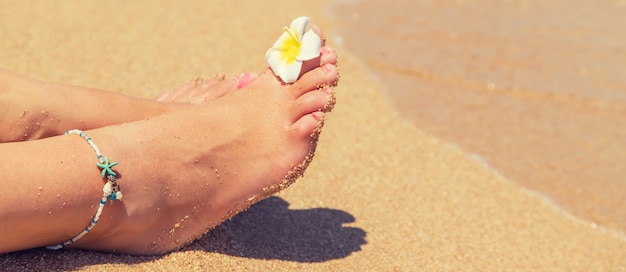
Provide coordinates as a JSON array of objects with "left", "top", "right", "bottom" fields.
[
  {"left": 0, "top": 68, "right": 182, "bottom": 142},
  {"left": 0, "top": 43, "right": 335, "bottom": 142},
  {"left": 0, "top": 48, "right": 339, "bottom": 255}
]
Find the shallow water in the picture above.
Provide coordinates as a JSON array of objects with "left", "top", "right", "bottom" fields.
[{"left": 327, "top": 0, "right": 626, "bottom": 232}]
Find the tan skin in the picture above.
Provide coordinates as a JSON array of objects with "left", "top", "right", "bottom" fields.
[{"left": 0, "top": 27, "right": 338, "bottom": 255}]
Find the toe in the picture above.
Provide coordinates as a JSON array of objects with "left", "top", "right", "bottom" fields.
[
  {"left": 204, "top": 78, "right": 237, "bottom": 99},
  {"left": 297, "top": 22, "right": 336, "bottom": 79},
  {"left": 291, "top": 111, "right": 325, "bottom": 139},
  {"left": 309, "top": 22, "right": 326, "bottom": 45},
  {"left": 320, "top": 46, "right": 338, "bottom": 66},
  {"left": 299, "top": 46, "right": 337, "bottom": 80},
  {"left": 234, "top": 72, "right": 258, "bottom": 89},
  {"left": 290, "top": 63, "right": 338, "bottom": 97},
  {"left": 289, "top": 89, "right": 330, "bottom": 122},
  {"left": 154, "top": 82, "right": 193, "bottom": 102},
  {"left": 154, "top": 90, "right": 171, "bottom": 102}
]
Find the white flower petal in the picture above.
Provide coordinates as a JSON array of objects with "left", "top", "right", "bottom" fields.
[
  {"left": 289, "top": 16, "right": 310, "bottom": 40},
  {"left": 278, "top": 60, "right": 303, "bottom": 83},
  {"left": 271, "top": 31, "right": 292, "bottom": 49},
  {"left": 266, "top": 48, "right": 302, "bottom": 83},
  {"left": 265, "top": 16, "right": 319, "bottom": 84},
  {"left": 296, "top": 29, "right": 321, "bottom": 61},
  {"left": 266, "top": 47, "right": 284, "bottom": 71}
]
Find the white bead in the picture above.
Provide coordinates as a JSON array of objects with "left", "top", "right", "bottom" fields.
[
  {"left": 103, "top": 182, "right": 113, "bottom": 195},
  {"left": 47, "top": 129, "right": 120, "bottom": 251}
]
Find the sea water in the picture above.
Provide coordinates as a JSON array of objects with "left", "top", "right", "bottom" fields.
[{"left": 327, "top": 0, "right": 626, "bottom": 233}]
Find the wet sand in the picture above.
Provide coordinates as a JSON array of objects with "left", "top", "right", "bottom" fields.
[{"left": 1, "top": 0, "right": 625, "bottom": 271}]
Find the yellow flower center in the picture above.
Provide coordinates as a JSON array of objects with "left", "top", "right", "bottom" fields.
[{"left": 280, "top": 27, "right": 301, "bottom": 64}]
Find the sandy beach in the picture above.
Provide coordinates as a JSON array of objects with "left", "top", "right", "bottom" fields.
[{"left": 1, "top": 0, "right": 625, "bottom": 271}]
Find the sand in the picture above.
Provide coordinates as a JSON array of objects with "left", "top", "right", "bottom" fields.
[{"left": 1, "top": 0, "right": 625, "bottom": 271}]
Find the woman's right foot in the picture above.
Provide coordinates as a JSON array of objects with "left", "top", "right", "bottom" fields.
[
  {"left": 71, "top": 53, "right": 339, "bottom": 255},
  {"left": 0, "top": 19, "right": 341, "bottom": 256}
]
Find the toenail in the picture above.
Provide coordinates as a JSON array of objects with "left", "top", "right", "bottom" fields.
[
  {"left": 321, "top": 87, "right": 332, "bottom": 96},
  {"left": 312, "top": 111, "right": 323, "bottom": 121},
  {"left": 322, "top": 63, "right": 333, "bottom": 72},
  {"left": 234, "top": 72, "right": 258, "bottom": 89},
  {"left": 321, "top": 45, "right": 332, "bottom": 55},
  {"left": 321, "top": 87, "right": 336, "bottom": 112}
]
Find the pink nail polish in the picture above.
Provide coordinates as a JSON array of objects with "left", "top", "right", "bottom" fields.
[
  {"left": 322, "top": 63, "right": 333, "bottom": 73},
  {"left": 312, "top": 112, "right": 324, "bottom": 121},
  {"left": 236, "top": 72, "right": 258, "bottom": 89},
  {"left": 321, "top": 46, "right": 332, "bottom": 55}
]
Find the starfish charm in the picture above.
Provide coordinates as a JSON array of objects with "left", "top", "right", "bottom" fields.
[{"left": 96, "top": 157, "right": 119, "bottom": 178}]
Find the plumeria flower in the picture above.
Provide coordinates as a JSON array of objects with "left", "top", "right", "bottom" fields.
[{"left": 265, "top": 16, "right": 322, "bottom": 83}]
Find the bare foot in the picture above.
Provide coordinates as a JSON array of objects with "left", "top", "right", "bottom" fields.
[
  {"left": 153, "top": 21, "right": 336, "bottom": 106},
  {"left": 0, "top": 19, "right": 341, "bottom": 255},
  {"left": 153, "top": 72, "right": 258, "bottom": 105},
  {"left": 66, "top": 56, "right": 338, "bottom": 254}
]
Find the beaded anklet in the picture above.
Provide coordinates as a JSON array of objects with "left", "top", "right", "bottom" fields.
[{"left": 46, "top": 129, "right": 123, "bottom": 250}]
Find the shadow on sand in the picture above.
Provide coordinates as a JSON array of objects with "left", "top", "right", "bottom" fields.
[
  {"left": 1, "top": 197, "right": 366, "bottom": 270},
  {"left": 187, "top": 196, "right": 367, "bottom": 262}
]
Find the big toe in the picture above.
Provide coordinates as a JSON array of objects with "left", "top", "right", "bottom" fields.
[
  {"left": 290, "top": 63, "right": 339, "bottom": 98},
  {"left": 298, "top": 23, "right": 338, "bottom": 78}
]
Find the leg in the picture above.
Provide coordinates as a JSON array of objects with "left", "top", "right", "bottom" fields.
[
  {"left": 0, "top": 51, "right": 339, "bottom": 255},
  {"left": 0, "top": 68, "right": 182, "bottom": 142},
  {"left": 0, "top": 34, "right": 336, "bottom": 143}
]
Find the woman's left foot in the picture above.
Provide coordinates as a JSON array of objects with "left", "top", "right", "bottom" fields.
[{"left": 154, "top": 72, "right": 258, "bottom": 105}]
